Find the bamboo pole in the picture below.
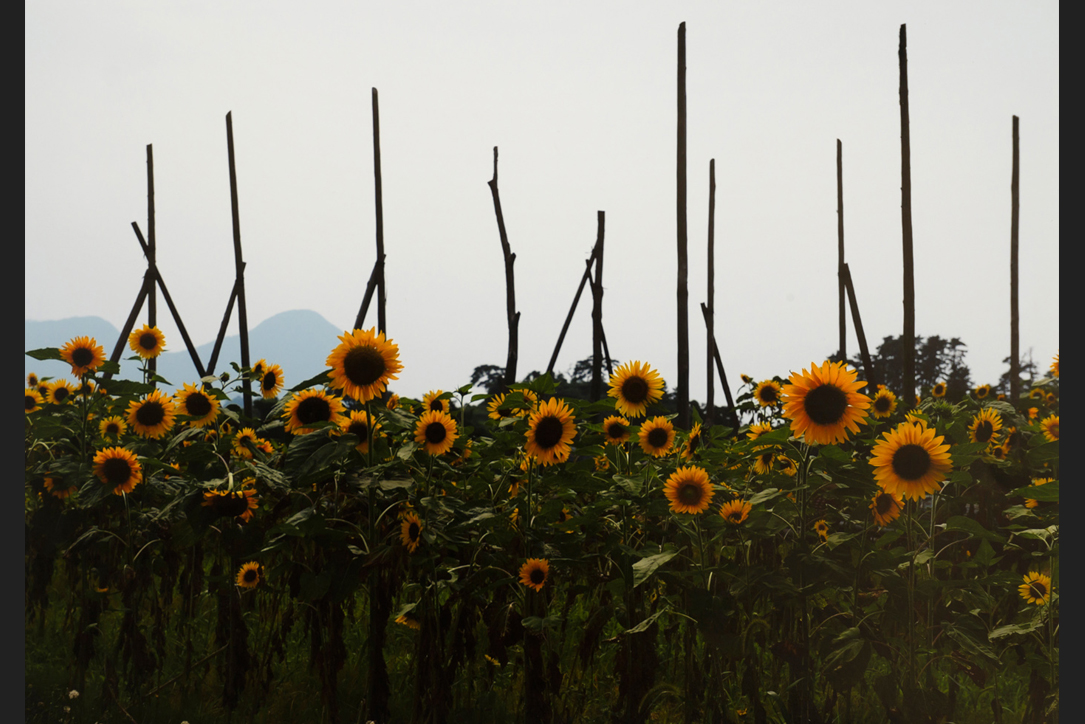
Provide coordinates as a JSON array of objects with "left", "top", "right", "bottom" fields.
[
  {"left": 706, "top": 159, "right": 716, "bottom": 422},
  {"left": 488, "top": 147, "right": 519, "bottom": 389},
  {"left": 899, "top": 25, "right": 916, "bottom": 409},
  {"left": 146, "top": 144, "right": 157, "bottom": 383},
  {"left": 590, "top": 211, "right": 605, "bottom": 401},
  {"left": 676, "top": 21, "right": 690, "bottom": 428},
  {"left": 1010, "top": 115, "right": 1020, "bottom": 400},
  {"left": 842, "top": 263, "right": 875, "bottom": 387},
  {"left": 837, "top": 139, "right": 846, "bottom": 362},
  {"left": 225, "top": 112, "right": 252, "bottom": 416},
  {"left": 371, "top": 88, "right": 387, "bottom": 334}
]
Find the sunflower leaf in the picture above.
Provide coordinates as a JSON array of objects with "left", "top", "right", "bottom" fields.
[
  {"left": 25, "top": 347, "right": 63, "bottom": 361},
  {"left": 748, "top": 487, "right": 781, "bottom": 507},
  {"left": 989, "top": 620, "right": 1043, "bottom": 640},
  {"left": 945, "top": 516, "right": 1004, "bottom": 542},
  {"left": 290, "top": 370, "right": 331, "bottom": 392},
  {"left": 632, "top": 547, "right": 680, "bottom": 588},
  {"left": 1007, "top": 482, "right": 1058, "bottom": 503},
  {"left": 1026, "top": 442, "right": 1059, "bottom": 465}
]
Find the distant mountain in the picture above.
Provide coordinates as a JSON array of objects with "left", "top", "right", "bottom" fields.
[{"left": 24, "top": 310, "right": 343, "bottom": 392}]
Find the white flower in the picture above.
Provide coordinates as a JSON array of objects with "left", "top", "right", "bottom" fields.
[{"left": 68, "top": 690, "right": 80, "bottom": 699}]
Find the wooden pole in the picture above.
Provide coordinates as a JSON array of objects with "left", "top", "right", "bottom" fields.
[
  {"left": 842, "top": 263, "right": 875, "bottom": 387},
  {"left": 146, "top": 144, "right": 157, "bottom": 383},
  {"left": 676, "top": 21, "right": 690, "bottom": 428},
  {"left": 354, "top": 255, "right": 386, "bottom": 331},
  {"left": 898, "top": 25, "right": 916, "bottom": 408},
  {"left": 546, "top": 246, "right": 602, "bottom": 375},
  {"left": 104, "top": 277, "right": 151, "bottom": 379},
  {"left": 225, "top": 112, "right": 252, "bottom": 417},
  {"left": 371, "top": 88, "right": 387, "bottom": 334},
  {"left": 699, "top": 302, "right": 737, "bottom": 430},
  {"left": 488, "top": 147, "right": 519, "bottom": 389},
  {"left": 837, "top": 139, "right": 846, "bottom": 362},
  {"left": 1009, "top": 115, "right": 1020, "bottom": 400},
  {"left": 206, "top": 276, "right": 241, "bottom": 376},
  {"left": 706, "top": 159, "right": 716, "bottom": 423},
  {"left": 590, "top": 211, "right": 605, "bottom": 401}
]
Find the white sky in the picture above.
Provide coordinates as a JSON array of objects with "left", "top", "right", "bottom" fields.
[{"left": 25, "top": 1, "right": 1059, "bottom": 401}]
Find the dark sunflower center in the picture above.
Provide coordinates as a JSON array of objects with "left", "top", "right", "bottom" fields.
[
  {"left": 977, "top": 388, "right": 989, "bottom": 398},
  {"left": 875, "top": 494, "right": 893, "bottom": 515},
  {"left": 408, "top": 522, "right": 420, "bottom": 540},
  {"left": 874, "top": 396, "right": 891, "bottom": 412},
  {"left": 25, "top": 395, "right": 36, "bottom": 410},
  {"left": 687, "top": 435, "right": 700, "bottom": 454},
  {"left": 647, "top": 427, "right": 669, "bottom": 448},
  {"left": 215, "top": 494, "right": 250, "bottom": 517},
  {"left": 106, "top": 423, "right": 120, "bottom": 435},
  {"left": 54, "top": 387, "right": 71, "bottom": 403},
  {"left": 139, "top": 332, "right": 158, "bottom": 351},
  {"left": 343, "top": 346, "right": 386, "bottom": 386},
  {"left": 678, "top": 483, "right": 703, "bottom": 504},
  {"left": 1030, "top": 581, "right": 1047, "bottom": 598},
  {"left": 531, "top": 417, "right": 562, "bottom": 449},
  {"left": 728, "top": 511, "right": 742, "bottom": 522},
  {"left": 759, "top": 387, "right": 778, "bottom": 403},
  {"left": 891, "top": 444, "right": 931, "bottom": 481},
  {"left": 296, "top": 397, "right": 331, "bottom": 425},
  {"left": 620, "top": 376, "right": 650, "bottom": 404},
  {"left": 529, "top": 568, "right": 546, "bottom": 585},
  {"left": 607, "top": 422, "right": 627, "bottom": 439},
  {"left": 72, "top": 347, "right": 94, "bottom": 367},
  {"left": 425, "top": 422, "right": 447, "bottom": 445},
  {"left": 79, "top": 383, "right": 93, "bottom": 396},
  {"left": 185, "top": 393, "right": 212, "bottom": 417},
  {"left": 1047, "top": 422, "right": 1059, "bottom": 438},
  {"left": 243, "top": 569, "right": 258, "bottom": 583},
  {"left": 262, "top": 372, "right": 277, "bottom": 392},
  {"left": 429, "top": 399, "right": 444, "bottom": 412},
  {"left": 348, "top": 422, "right": 369, "bottom": 440},
  {"left": 102, "top": 458, "right": 133, "bottom": 485},
  {"left": 974, "top": 421, "right": 994, "bottom": 443},
  {"left": 136, "top": 401, "right": 164, "bottom": 426},
  {"left": 760, "top": 452, "right": 773, "bottom": 466},
  {"left": 803, "top": 384, "right": 848, "bottom": 425}
]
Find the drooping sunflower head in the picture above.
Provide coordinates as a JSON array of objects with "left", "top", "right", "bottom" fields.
[
  {"left": 175, "top": 383, "right": 220, "bottom": 428},
  {"left": 524, "top": 398, "right": 576, "bottom": 466},
  {"left": 236, "top": 562, "right": 262, "bottom": 589},
  {"left": 754, "top": 380, "right": 782, "bottom": 408},
  {"left": 639, "top": 416, "right": 676, "bottom": 457},
  {"left": 93, "top": 447, "right": 143, "bottom": 495},
  {"left": 386, "top": 393, "right": 400, "bottom": 410},
  {"left": 607, "top": 361, "right": 665, "bottom": 418},
  {"left": 752, "top": 448, "right": 775, "bottom": 476},
  {"left": 1018, "top": 571, "right": 1052, "bottom": 606},
  {"left": 870, "top": 491, "right": 904, "bottom": 527},
  {"left": 25, "top": 388, "right": 43, "bottom": 414},
  {"left": 974, "top": 384, "right": 992, "bottom": 400},
  {"left": 98, "top": 416, "right": 127, "bottom": 439},
  {"left": 396, "top": 611, "right": 422, "bottom": 630},
  {"left": 870, "top": 389, "right": 897, "bottom": 419},
  {"left": 518, "top": 558, "right": 550, "bottom": 592},
  {"left": 414, "top": 410, "right": 458, "bottom": 456},
  {"left": 422, "top": 390, "right": 450, "bottom": 415},
  {"left": 340, "top": 410, "right": 382, "bottom": 453},
  {"left": 400, "top": 512, "right": 423, "bottom": 553},
  {"left": 781, "top": 361, "right": 870, "bottom": 446},
  {"left": 746, "top": 422, "right": 773, "bottom": 441},
  {"left": 47, "top": 380, "right": 75, "bottom": 405},
  {"left": 682, "top": 422, "right": 703, "bottom": 460},
  {"left": 719, "top": 499, "right": 752, "bottom": 525},
  {"left": 202, "top": 487, "right": 259, "bottom": 523},
  {"left": 283, "top": 389, "right": 344, "bottom": 435},
  {"left": 258, "top": 363, "right": 285, "bottom": 399},
  {"left": 740, "top": 374, "right": 754, "bottom": 386},
  {"left": 778, "top": 456, "right": 798, "bottom": 477},
  {"left": 602, "top": 415, "right": 631, "bottom": 446},
  {"left": 1039, "top": 414, "right": 1059, "bottom": 443},
  {"left": 813, "top": 519, "right": 830, "bottom": 542},
  {"left": 487, "top": 393, "right": 515, "bottom": 420},
  {"left": 967, "top": 408, "right": 1002, "bottom": 445},
  {"left": 128, "top": 325, "right": 166, "bottom": 359},
  {"left": 60, "top": 336, "right": 105, "bottom": 376},
  {"left": 43, "top": 475, "right": 77, "bottom": 500},
  {"left": 870, "top": 422, "right": 953, "bottom": 501},
  {"left": 931, "top": 382, "right": 947, "bottom": 399},
  {"left": 663, "top": 465, "right": 714, "bottom": 515},
  {"left": 325, "top": 327, "right": 402, "bottom": 403},
  {"left": 232, "top": 428, "right": 260, "bottom": 459},
  {"left": 126, "top": 389, "right": 177, "bottom": 439}
]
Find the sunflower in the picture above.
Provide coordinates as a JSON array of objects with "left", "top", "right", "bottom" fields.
[
  {"left": 870, "top": 422, "right": 953, "bottom": 501},
  {"left": 400, "top": 512, "right": 423, "bottom": 553},
  {"left": 128, "top": 324, "right": 166, "bottom": 359},
  {"left": 46, "top": 379, "right": 75, "bottom": 405},
  {"left": 98, "top": 416, "right": 127, "bottom": 439},
  {"left": 232, "top": 428, "right": 260, "bottom": 459},
  {"left": 778, "top": 456, "right": 798, "bottom": 477},
  {"left": 719, "top": 499, "right": 752, "bottom": 525},
  {"left": 43, "top": 476, "right": 76, "bottom": 500},
  {"left": 525, "top": 398, "right": 577, "bottom": 466},
  {"left": 663, "top": 466, "right": 714, "bottom": 514},
  {"left": 814, "top": 519, "right": 829, "bottom": 541},
  {"left": 752, "top": 449, "right": 775, "bottom": 475},
  {"left": 414, "top": 410, "right": 458, "bottom": 455},
  {"left": 27, "top": 372, "right": 39, "bottom": 387},
  {"left": 202, "top": 487, "right": 259, "bottom": 523},
  {"left": 258, "top": 363, "right": 284, "bottom": 399},
  {"left": 126, "top": 389, "right": 177, "bottom": 439},
  {"left": 1027, "top": 407, "right": 1039, "bottom": 421},
  {"left": 931, "top": 382, "right": 947, "bottom": 398},
  {"left": 93, "top": 447, "right": 142, "bottom": 495},
  {"left": 518, "top": 558, "right": 550, "bottom": 592},
  {"left": 967, "top": 408, "right": 1002, "bottom": 445},
  {"left": 746, "top": 422, "right": 773, "bottom": 441},
  {"left": 987, "top": 441, "right": 1009, "bottom": 461},
  {"left": 781, "top": 361, "right": 870, "bottom": 446},
  {"left": 740, "top": 374, "right": 754, "bottom": 386},
  {"left": 682, "top": 422, "right": 703, "bottom": 460},
  {"left": 236, "top": 562, "right": 262, "bottom": 589},
  {"left": 396, "top": 612, "right": 422, "bottom": 630},
  {"left": 1029, "top": 387, "right": 1045, "bottom": 401},
  {"left": 487, "top": 393, "right": 516, "bottom": 420},
  {"left": 386, "top": 393, "right": 400, "bottom": 410},
  {"left": 870, "top": 490, "right": 904, "bottom": 527},
  {"left": 340, "top": 410, "right": 382, "bottom": 453},
  {"left": 25, "top": 388, "right": 43, "bottom": 414},
  {"left": 754, "top": 380, "right": 782, "bottom": 408},
  {"left": 325, "top": 327, "right": 402, "bottom": 403},
  {"left": 251, "top": 359, "right": 267, "bottom": 379},
  {"left": 594, "top": 455, "right": 610, "bottom": 471},
  {"left": 607, "top": 361, "right": 665, "bottom": 418},
  {"left": 1018, "top": 572, "right": 1051, "bottom": 606},
  {"left": 870, "top": 389, "right": 897, "bottom": 419},
  {"left": 639, "top": 417, "right": 675, "bottom": 457},
  {"left": 75, "top": 380, "right": 96, "bottom": 399},
  {"left": 1039, "top": 415, "right": 1059, "bottom": 442},
  {"left": 175, "top": 383, "right": 220, "bottom": 428},
  {"left": 602, "top": 415, "right": 631, "bottom": 445},
  {"left": 1050, "top": 352, "right": 1059, "bottom": 378},
  {"left": 60, "top": 336, "right": 105, "bottom": 376},
  {"left": 283, "top": 388, "right": 344, "bottom": 434},
  {"left": 974, "top": 384, "right": 992, "bottom": 400},
  {"left": 422, "top": 390, "right": 450, "bottom": 415}
]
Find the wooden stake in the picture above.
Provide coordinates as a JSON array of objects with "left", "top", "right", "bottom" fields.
[
  {"left": 1010, "top": 116, "right": 1020, "bottom": 400},
  {"left": 104, "top": 276, "right": 151, "bottom": 379},
  {"left": 225, "top": 112, "right": 252, "bottom": 417},
  {"left": 206, "top": 276, "right": 241, "bottom": 376},
  {"left": 372, "top": 88, "right": 387, "bottom": 334},
  {"left": 488, "top": 147, "right": 519, "bottom": 389},
  {"left": 699, "top": 302, "right": 737, "bottom": 430},
  {"left": 842, "top": 263, "right": 875, "bottom": 387},
  {"left": 146, "top": 144, "right": 157, "bottom": 383},
  {"left": 590, "top": 211, "right": 605, "bottom": 401},
  {"left": 354, "top": 255, "right": 386, "bottom": 331},
  {"left": 898, "top": 25, "right": 916, "bottom": 408},
  {"left": 706, "top": 159, "right": 716, "bottom": 422},
  {"left": 546, "top": 245, "right": 603, "bottom": 375},
  {"left": 837, "top": 139, "right": 846, "bottom": 362},
  {"left": 676, "top": 22, "right": 690, "bottom": 428}
]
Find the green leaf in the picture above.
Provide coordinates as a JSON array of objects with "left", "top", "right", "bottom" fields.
[
  {"left": 632, "top": 547, "right": 680, "bottom": 588},
  {"left": 622, "top": 607, "right": 668, "bottom": 635},
  {"left": 1027, "top": 441, "right": 1060, "bottom": 466},
  {"left": 989, "top": 620, "right": 1043, "bottom": 639},
  {"left": 26, "top": 347, "right": 63, "bottom": 362},
  {"left": 748, "top": 487, "right": 781, "bottom": 507},
  {"left": 290, "top": 370, "right": 331, "bottom": 392},
  {"left": 945, "top": 515, "right": 1004, "bottom": 542},
  {"left": 1008, "top": 481, "right": 1058, "bottom": 503}
]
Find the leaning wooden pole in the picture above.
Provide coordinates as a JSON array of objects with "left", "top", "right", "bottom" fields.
[
  {"left": 898, "top": 25, "right": 916, "bottom": 408},
  {"left": 676, "top": 21, "right": 690, "bottom": 428},
  {"left": 590, "top": 211, "right": 606, "bottom": 401},
  {"left": 699, "top": 302, "right": 737, "bottom": 431},
  {"left": 706, "top": 159, "right": 716, "bottom": 423},
  {"left": 837, "top": 139, "right": 846, "bottom": 362},
  {"left": 488, "top": 147, "right": 519, "bottom": 389},
  {"left": 842, "top": 263, "right": 876, "bottom": 387},
  {"left": 225, "top": 112, "right": 252, "bottom": 417},
  {"left": 1009, "top": 115, "right": 1020, "bottom": 400},
  {"left": 206, "top": 274, "right": 242, "bottom": 376},
  {"left": 354, "top": 255, "right": 386, "bottom": 331},
  {"left": 372, "top": 88, "right": 387, "bottom": 335},
  {"left": 546, "top": 256, "right": 595, "bottom": 376},
  {"left": 146, "top": 144, "right": 157, "bottom": 383},
  {"left": 105, "top": 277, "right": 151, "bottom": 379}
]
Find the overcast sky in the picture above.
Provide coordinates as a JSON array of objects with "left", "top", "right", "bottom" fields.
[{"left": 25, "top": 1, "right": 1059, "bottom": 402}]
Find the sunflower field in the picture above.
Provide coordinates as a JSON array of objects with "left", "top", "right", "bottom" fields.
[{"left": 25, "top": 332, "right": 1059, "bottom": 723}]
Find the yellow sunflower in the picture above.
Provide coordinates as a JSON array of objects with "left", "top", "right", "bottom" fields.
[
  {"left": 754, "top": 380, "right": 782, "bottom": 408},
  {"left": 126, "top": 389, "right": 177, "bottom": 439},
  {"left": 594, "top": 455, "right": 610, "bottom": 471},
  {"left": 682, "top": 422, "right": 703, "bottom": 460},
  {"left": 202, "top": 487, "right": 259, "bottom": 523},
  {"left": 931, "top": 382, "right": 947, "bottom": 398},
  {"left": 60, "top": 336, "right": 105, "bottom": 377},
  {"left": 43, "top": 476, "right": 76, "bottom": 500},
  {"left": 75, "top": 380, "right": 96, "bottom": 399},
  {"left": 719, "top": 499, "right": 752, "bottom": 525},
  {"left": 869, "top": 490, "right": 904, "bottom": 527},
  {"left": 258, "top": 363, "right": 285, "bottom": 399},
  {"left": 98, "top": 416, "right": 127, "bottom": 439},
  {"left": 602, "top": 415, "right": 631, "bottom": 445},
  {"left": 340, "top": 410, "right": 382, "bottom": 453},
  {"left": 639, "top": 416, "right": 675, "bottom": 457},
  {"left": 1039, "top": 414, "right": 1059, "bottom": 442},
  {"left": 251, "top": 359, "right": 267, "bottom": 379},
  {"left": 814, "top": 519, "right": 829, "bottom": 542},
  {"left": 607, "top": 361, "right": 665, "bottom": 418},
  {"left": 27, "top": 372, "right": 39, "bottom": 387},
  {"left": 236, "top": 562, "right": 262, "bottom": 589},
  {"left": 967, "top": 408, "right": 1002, "bottom": 445},
  {"left": 283, "top": 389, "right": 344, "bottom": 435},
  {"left": 870, "top": 422, "right": 953, "bottom": 501},
  {"left": 663, "top": 465, "right": 714, "bottom": 514},
  {"left": 415, "top": 410, "right": 458, "bottom": 455},
  {"left": 487, "top": 392, "right": 516, "bottom": 420},
  {"left": 870, "top": 389, "right": 897, "bottom": 419},
  {"left": 1029, "top": 387, "right": 1045, "bottom": 401},
  {"left": 128, "top": 324, "right": 166, "bottom": 359},
  {"left": 1018, "top": 572, "right": 1051, "bottom": 606},
  {"left": 400, "top": 512, "right": 423, "bottom": 553},
  {"left": 386, "top": 393, "right": 400, "bottom": 410},
  {"left": 93, "top": 447, "right": 142, "bottom": 495},
  {"left": 751, "top": 449, "right": 776, "bottom": 476},
  {"left": 46, "top": 379, "right": 76, "bottom": 405},
  {"left": 781, "top": 361, "right": 870, "bottom": 445},
  {"left": 422, "top": 390, "right": 450, "bottom": 415},
  {"left": 325, "top": 327, "right": 402, "bottom": 403},
  {"left": 232, "top": 428, "right": 260, "bottom": 459},
  {"left": 1050, "top": 352, "right": 1058, "bottom": 379},
  {"left": 524, "top": 398, "right": 577, "bottom": 466},
  {"left": 175, "top": 383, "right": 220, "bottom": 428},
  {"left": 740, "top": 373, "right": 754, "bottom": 386},
  {"left": 396, "top": 612, "right": 422, "bottom": 630},
  {"left": 746, "top": 422, "right": 773, "bottom": 441},
  {"left": 25, "top": 388, "right": 43, "bottom": 414},
  {"left": 974, "top": 384, "right": 992, "bottom": 400},
  {"left": 778, "top": 456, "right": 798, "bottom": 477},
  {"left": 518, "top": 558, "right": 550, "bottom": 592}
]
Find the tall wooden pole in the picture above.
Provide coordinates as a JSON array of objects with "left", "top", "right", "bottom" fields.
[
  {"left": 898, "top": 25, "right": 916, "bottom": 408},
  {"left": 488, "top": 147, "right": 519, "bottom": 389},
  {"left": 676, "top": 21, "right": 690, "bottom": 428},
  {"left": 1009, "top": 116, "right": 1020, "bottom": 400},
  {"left": 590, "top": 211, "right": 605, "bottom": 401},
  {"left": 372, "top": 88, "right": 387, "bottom": 334},
  {"left": 842, "top": 263, "right": 876, "bottom": 387},
  {"left": 146, "top": 144, "right": 157, "bottom": 383},
  {"left": 225, "top": 112, "right": 252, "bottom": 417},
  {"left": 706, "top": 159, "right": 716, "bottom": 422},
  {"left": 837, "top": 139, "right": 846, "bottom": 362}
]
